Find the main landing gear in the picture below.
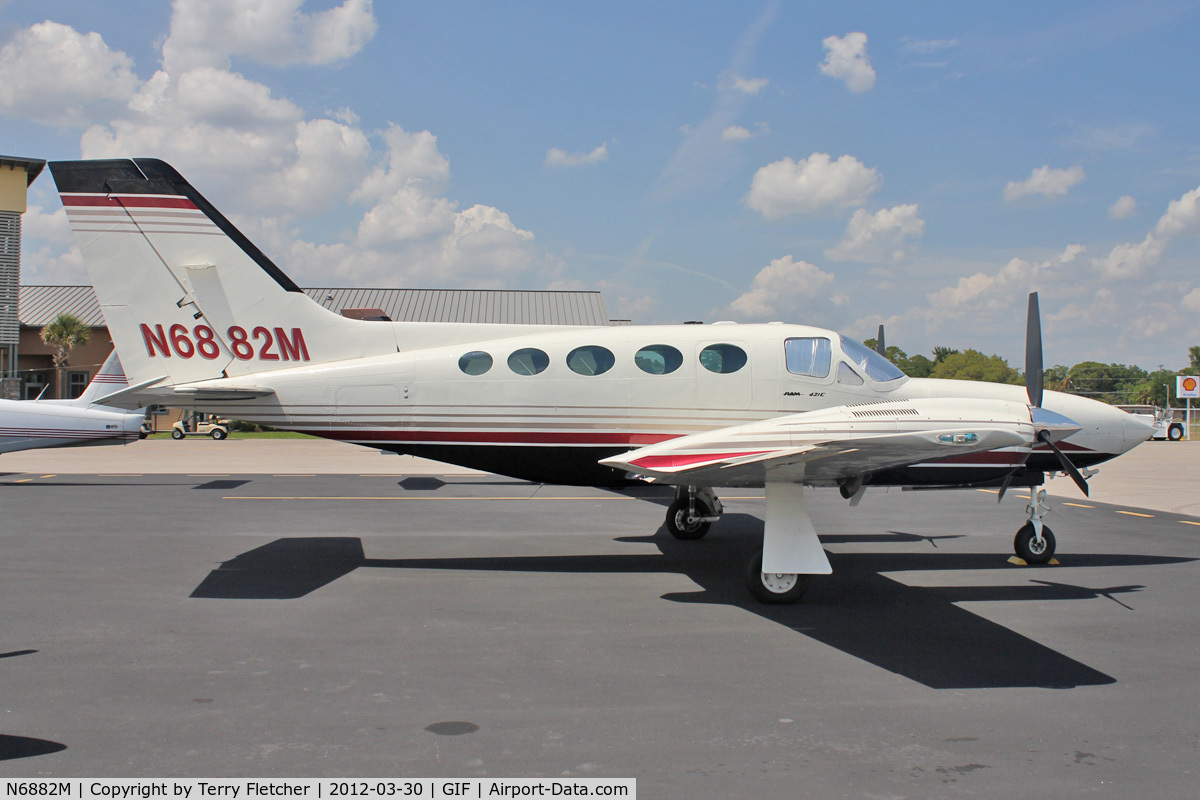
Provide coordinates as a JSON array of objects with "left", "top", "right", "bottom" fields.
[
  {"left": 663, "top": 483, "right": 832, "bottom": 605},
  {"left": 665, "top": 486, "right": 723, "bottom": 540},
  {"left": 1013, "top": 488, "right": 1057, "bottom": 564}
]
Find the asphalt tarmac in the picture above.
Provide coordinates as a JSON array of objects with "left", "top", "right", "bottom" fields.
[{"left": 1, "top": 439, "right": 1198, "bottom": 798}]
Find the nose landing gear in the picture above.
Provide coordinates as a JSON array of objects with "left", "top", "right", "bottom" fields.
[{"left": 1014, "top": 488, "right": 1057, "bottom": 564}]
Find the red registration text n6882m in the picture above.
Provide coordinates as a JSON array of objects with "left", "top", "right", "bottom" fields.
[{"left": 139, "top": 323, "right": 310, "bottom": 362}]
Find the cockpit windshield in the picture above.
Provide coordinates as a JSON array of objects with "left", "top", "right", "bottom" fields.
[{"left": 838, "top": 335, "right": 907, "bottom": 382}]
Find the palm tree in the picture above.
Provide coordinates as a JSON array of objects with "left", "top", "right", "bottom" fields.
[{"left": 41, "top": 312, "right": 90, "bottom": 398}]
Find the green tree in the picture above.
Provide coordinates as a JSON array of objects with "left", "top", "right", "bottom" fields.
[
  {"left": 1189, "top": 345, "right": 1200, "bottom": 371},
  {"left": 932, "top": 346, "right": 959, "bottom": 365},
  {"left": 899, "top": 353, "right": 934, "bottom": 378},
  {"left": 1066, "top": 361, "right": 1149, "bottom": 404},
  {"left": 40, "top": 312, "right": 90, "bottom": 398},
  {"left": 1127, "top": 369, "right": 1180, "bottom": 407},
  {"left": 928, "top": 349, "right": 1021, "bottom": 383}
]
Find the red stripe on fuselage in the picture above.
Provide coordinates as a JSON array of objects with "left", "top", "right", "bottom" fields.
[
  {"left": 313, "top": 430, "right": 680, "bottom": 446},
  {"left": 628, "top": 451, "right": 770, "bottom": 470}
]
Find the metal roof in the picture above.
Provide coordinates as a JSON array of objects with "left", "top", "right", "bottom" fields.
[
  {"left": 18, "top": 285, "right": 615, "bottom": 328},
  {"left": 19, "top": 285, "right": 106, "bottom": 327},
  {"left": 0, "top": 155, "right": 46, "bottom": 186}
]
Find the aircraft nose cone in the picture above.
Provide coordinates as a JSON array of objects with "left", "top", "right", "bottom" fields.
[{"left": 1121, "top": 412, "right": 1157, "bottom": 445}]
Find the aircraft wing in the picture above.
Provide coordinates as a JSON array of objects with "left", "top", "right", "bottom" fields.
[{"left": 600, "top": 398, "right": 1035, "bottom": 487}]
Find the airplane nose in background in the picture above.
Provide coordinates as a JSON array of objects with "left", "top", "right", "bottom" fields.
[{"left": 1121, "top": 413, "right": 1157, "bottom": 446}]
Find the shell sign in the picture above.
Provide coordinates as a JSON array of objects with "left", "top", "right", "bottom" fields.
[{"left": 1179, "top": 375, "right": 1200, "bottom": 399}]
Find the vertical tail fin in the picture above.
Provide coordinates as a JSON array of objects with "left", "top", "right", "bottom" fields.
[
  {"left": 48, "top": 159, "right": 397, "bottom": 388},
  {"left": 71, "top": 350, "right": 129, "bottom": 406}
]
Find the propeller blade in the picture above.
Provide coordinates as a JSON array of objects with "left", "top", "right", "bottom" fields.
[
  {"left": 1026, "top": 292, "right": 1043, "bottom": 409},
  {"left": 1038, "top": 430, "right": 1089, "bottom": 496},
  {"left": 875, "top": 324, "right": 886, "bottom": 357}
]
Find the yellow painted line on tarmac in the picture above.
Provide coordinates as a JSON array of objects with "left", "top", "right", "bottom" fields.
[
  {"left": 977, "top": 489, "right": 1000, "bottom": 495},
  {"left": 40, "top": 474, "right": 55, "bottom": 478},
  {"left": 13, "top": 478, "right": 33, "bottom": 483},
  {"left": 1180, "top": 520, "right": 1200, "bottom": 527},
  {"left": 1116, "top": 510, "right": 1155, "bottom": 518},
  {"left": 1063, "top": 502, "right": 1094, "bottom": 508}
]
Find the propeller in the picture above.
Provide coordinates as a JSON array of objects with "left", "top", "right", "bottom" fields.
[
  {"left": 1024, "top": 291, "right": 1089, "bottom": 497},
  {"left": 875, "top": 324, "right": 886, "bottom": 357},
  {"left": 1026, "top": 293, "right": 1043, "bottom": 409}
]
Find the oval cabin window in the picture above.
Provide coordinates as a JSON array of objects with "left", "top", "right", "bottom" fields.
[
  {"left": 458, "top": 351, "right": 493, "bottom": 375},
  {"left": 634, "top": 345, "right": 683, "bottom": 375},
  {"left": 566, "top": 346, "right": 616, "bottom": 376},
  {"left": 699, "top": 344, "right": 748, "bottom": 374},
  {"left": 507, "top": 348, "right": 550, "bottom": 376}
]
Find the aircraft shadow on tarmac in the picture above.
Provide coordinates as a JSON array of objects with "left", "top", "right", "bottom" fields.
[
  {"left": 0, "top": 735, "right": 67, "bottom": 761},
  {"left": 189, "top": 515, "right": 1194, "bottom": 691}
]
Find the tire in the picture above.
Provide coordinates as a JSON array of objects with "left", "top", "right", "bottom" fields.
[
  {"left": 1014, "top": 522, "right": 1056, "bottom": 564},
  {"left": 1168, "top": 425, "right": 1184, "bottom": 441},
  {"left": 744, "top": 550, "right": 811, "bottom": 604},
  {"left": 211, "top": 428, "right": 227, "bottom": 440},
  {"left": 665, "top": 497, "right": 711, "bottom": 540},
  {"left": 171, "top": 428, "right": 184, "bottom": 440}
]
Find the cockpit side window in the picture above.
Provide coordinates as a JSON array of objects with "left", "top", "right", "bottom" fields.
[
  {"left": 784, "top": 337, "right": 832, "bottom": 378},
  {"left": 838, "top": 335, "right": 906, "bottom": 382},
  {"left": 837, "top": 361, "right": 864, "bottom": 386}
]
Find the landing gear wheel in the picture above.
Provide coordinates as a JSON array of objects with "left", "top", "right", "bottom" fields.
[
  {"left": 171, "top": 428, "right": 184, "bottom": 440},
  {"left": 1014, "top": 522, "right": 1056, "bottom": 564},
  {"left": 211, "top": 428, "right": 227, "bottom": 440},
  {"left": 744, "top": 550, "right": 811, "bottom": 604},
  {"left": 665, "top": 497, "right": 711, "bottom": 540}
]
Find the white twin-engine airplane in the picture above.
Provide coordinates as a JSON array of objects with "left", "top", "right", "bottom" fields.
[
  {"left": 0, "top": 351, "right": 146, "bottom": 455},
  {"left": 49, "top": 158, "right": 1155, "bottom": 603}
]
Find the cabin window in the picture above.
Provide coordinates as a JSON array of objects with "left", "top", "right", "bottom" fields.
[
  {"left": 635, "top": 344, "right": 683, "bottom": 375},
  {"left": 458, "top": 351, "right": 493, "bottom": 375},
  {"left": 566, "top": 345, "right": 615, "bottom": 376},
  {"left": 837, "top": 361, "right": 864, "bottom": 386},
  {"left": 784, "top": 337, "right": 831, "bottom": 378},
  {"left": 699, "top": 344, "right": 748, "bottom": 374},
  {"left": 508, "top": 348, "right": 550, "bottom": 376}
]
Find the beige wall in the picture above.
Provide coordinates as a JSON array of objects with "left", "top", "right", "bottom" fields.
[{"left": 0, "top": 165, "right": 29, "bottom": 213}]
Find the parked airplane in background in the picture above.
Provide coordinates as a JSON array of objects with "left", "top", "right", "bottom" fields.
[
  {"left": 0, "top": 351, "right": 146, "bottom": 454},
  {"left": 49, "top": 158, "right": 1155, "bottom": 602}
]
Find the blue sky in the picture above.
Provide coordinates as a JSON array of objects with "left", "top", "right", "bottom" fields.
[{"left": 4, "top": 0, "right": 1200, "bottom": 370}]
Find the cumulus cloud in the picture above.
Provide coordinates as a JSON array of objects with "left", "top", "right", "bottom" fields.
[
  {"left": 819, "top": 32, "right": 876, "bottom": 93},
  {"left": 161, "top": 0, "right": 377, "bottom": 73},
  {"left": 0, "top": 21, "right": 140, "bottom": 126},
  {"left": 4, "top": 9, "right": 543, "bottom": 289},
  {"left": 544, "top": 142, "right": 609, "bottom": 167},
  {"left": 1003, "top": 165, "right": 1086, "bottom": 201},
  {"left": 924, "top": 244, "right": 1086, "bottom": 321},
  {"left": 1091, "top": 185, "right": 1200, "bottom": 280},
  {"left": 1153, "top": 186, "right": 1200, "bottom": 237},
  {"left": 744, "top": 153, "right": 879, "bottom": 218},
  {"left": 728, "top": 256, "right": 836, "bottom": 319},
  {"left": 1183, "top": 288, "right": 1200, "bottom": 312},
  {"left": 722, "top": 75, "right": 769, "bottom": 95},
  {"left": 1108, "top": 195, "right": 1138, "bottom": 220},
  {"left": 826, "top": 204, "right": 925, "bottom": 262},
  {"left": 721, "top": 122, "right": 768, "bottom": 142}
]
